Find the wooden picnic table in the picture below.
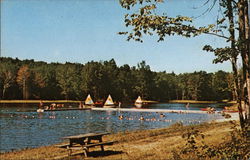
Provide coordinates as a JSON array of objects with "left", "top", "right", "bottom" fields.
[{"left": 57, "top": 132, "right": 115, "bottom": 157}]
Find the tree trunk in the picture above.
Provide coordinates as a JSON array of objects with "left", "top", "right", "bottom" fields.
[
  {"left": 225, "top": 0, "right": 245, "bottom": 129},
  {"left": 238, "top": 0, "right": 250, "bottom": 132},
  {"left": 175, "top": 88, "right": 179, "bottom": 100},
  {"left": 182, "top": 89, "right": 185, "bottom": 100},
  {"left": 243, "top": 0, "right": 250, "bottom": 121},
  {"left": 2, "top": 87, "right": 6, "bottom": 99},
  {"left": 231, "top": 58, "right": 245, "bottom": 124},
  {"left": 23, "top": 79, "right": 26, "bottom": 100}
]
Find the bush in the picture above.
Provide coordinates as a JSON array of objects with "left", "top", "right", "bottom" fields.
[{"left": 172, "top": 121, "right": 250, "bottom": 160}]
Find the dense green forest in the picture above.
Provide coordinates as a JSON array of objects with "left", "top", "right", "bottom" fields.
[{"left": 0, "top": 57, "right": 234, "bottom": 102}]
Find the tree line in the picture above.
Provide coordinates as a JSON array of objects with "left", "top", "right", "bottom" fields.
[{"left": 0, "top": 57, "right": 236, "bottom": 102}]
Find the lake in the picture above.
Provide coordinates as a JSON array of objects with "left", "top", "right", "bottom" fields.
[{"left": 0, "top": 103, "right": 225, "bottom": 152}]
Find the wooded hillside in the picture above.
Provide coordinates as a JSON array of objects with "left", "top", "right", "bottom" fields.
[{"left": 0, "top": 57, "right": 236, "bottom": 102}]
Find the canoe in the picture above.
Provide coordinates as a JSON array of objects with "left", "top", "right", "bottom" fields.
[
  {"left": 201, "top": 108, "right": 209, "bottom": 111},
  {"left": 200, "top": 108, "right": 216, "bottom": 111}
]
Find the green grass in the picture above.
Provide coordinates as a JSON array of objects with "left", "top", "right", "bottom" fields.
[{"left": 168, "top": 100, "right": 237, "bottom": 104}]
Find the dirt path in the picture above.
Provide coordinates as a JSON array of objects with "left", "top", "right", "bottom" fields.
[{"left": 99, "top": 123, "right": 233, "bottom": 160}]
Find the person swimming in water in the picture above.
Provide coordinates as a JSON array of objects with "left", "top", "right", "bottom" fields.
[
  {"left": 160, "top": 113, "right": 165, "bottom": 118},
  {"left": 139, "top": 116, "right": 145, "bottom": 121},
  {"left": 118, "top": 115, "right": 124, "bottom": 120}
]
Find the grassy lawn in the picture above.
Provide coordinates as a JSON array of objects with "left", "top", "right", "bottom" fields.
[{"left": 168, "top": 100, "right": 236, "bottom": 104}]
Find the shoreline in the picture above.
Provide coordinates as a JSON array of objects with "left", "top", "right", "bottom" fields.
[
  {"left": 214, "top": 112, "right": 239, "bottom": 122},
  {"left": 0, "top": 99, "right": 236, "bottom": 104},
  {"left": 0, "top": 100, "right": 81, "bottom": 104}
]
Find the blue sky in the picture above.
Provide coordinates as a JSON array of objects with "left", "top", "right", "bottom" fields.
[{"left": 1, "top": 0, "right": 231, "bottom": 73}]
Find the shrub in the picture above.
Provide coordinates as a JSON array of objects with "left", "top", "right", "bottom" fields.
[{"left": 172, "top": 121, "right": 250, "bottom": 159}]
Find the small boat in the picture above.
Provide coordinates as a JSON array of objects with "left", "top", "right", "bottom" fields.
[
  {"left": 85, "top": 94, "right": 95, "bottom": 107},
  {"left": 201, "top": 108, "right": 209, "bottom": 111},
  {"left": 135, "top": 96, "right": 143, "bottom": 108},
  {"left": 95, "top": 101, "right": 104, "bottom": 107},
  {"left": 103, "top": 95, "right": 115, "bottom": 108},
  {"left": 200, "top": 107, "right": 216, "bottom": 111},
  {"left": 200, "top": 107, "right": 216, "bottom": 113}
]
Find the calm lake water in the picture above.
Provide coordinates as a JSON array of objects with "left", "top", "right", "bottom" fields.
[{"left": 0, "top": 103, "right": 225, "bottom": 152}]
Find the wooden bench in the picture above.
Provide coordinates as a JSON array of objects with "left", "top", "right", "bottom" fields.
[
  {"left": 55, "top": 143, "right": 71, "bottom": 148},
  {"left": 56, "top": 141, "right": 116, "bottom": 157}
]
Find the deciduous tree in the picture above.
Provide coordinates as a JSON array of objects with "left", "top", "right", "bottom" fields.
[
  {"left": 119, "top": 0, "right": 249, "bottom": 133},
  {"left": 0, "top": 63, "right": 17, "bottom": 99},
  {"left": 16, "top": 65, "right": 30, "bottom": 100}
]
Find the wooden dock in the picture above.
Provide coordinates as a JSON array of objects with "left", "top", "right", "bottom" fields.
[{"left": 91, "top": 108, "right": 220, "bottom": 114}]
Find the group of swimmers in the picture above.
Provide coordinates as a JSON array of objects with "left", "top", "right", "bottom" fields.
[
  {"left": 38, "top": 100, "right": 64, "bottom": 110},
  {"left": 118, "top": 113, "right": 167, "bottom": 121},
  {"left": 117, "top": 115, "right": 174, "bottom": 122}
]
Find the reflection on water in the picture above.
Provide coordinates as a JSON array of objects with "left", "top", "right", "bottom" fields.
[{"left": 0, "top": 103, "right": 224, "bottom": 152}]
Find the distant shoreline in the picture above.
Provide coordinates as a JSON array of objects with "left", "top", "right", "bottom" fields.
[
  {"left": 0, "top": 100, "right": 80, "bottom": 104},
  {"left": 0, "top": 99, "right": 236, "bottom": 104},
  {"left": 168, "top": 100, "right": 236, "bottom": 104}
]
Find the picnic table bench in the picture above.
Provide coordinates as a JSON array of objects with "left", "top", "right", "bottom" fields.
[{"left": 55, "top": 132, "right": 116, "bottom": 157}]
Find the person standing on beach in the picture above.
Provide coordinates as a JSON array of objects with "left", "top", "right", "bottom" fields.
[
  {"left": 185, "top": 103, "right": 189, "bottom": 110},
  {"left": 79, "top": 101, "right": 84, "bottom": 108},
  {"left": 39, "top": 100, "right": 43, "bottom": 108}
]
